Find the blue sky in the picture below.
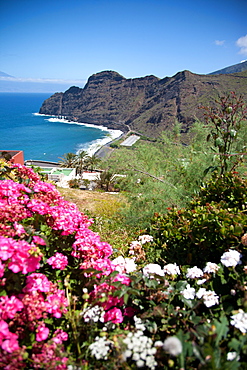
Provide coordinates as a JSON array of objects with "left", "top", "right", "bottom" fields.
[{"left": 0, "top": 0, "right": 246, "bottom": 90}]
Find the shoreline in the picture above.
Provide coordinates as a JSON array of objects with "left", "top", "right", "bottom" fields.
[{"left": 33, "top": 113, "right": 123, "bottom": 158}]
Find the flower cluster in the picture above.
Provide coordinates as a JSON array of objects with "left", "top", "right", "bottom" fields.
[
  {"left": 47, "top": 252, "right": 68, "bottom": 270},
  {"left": 0, "top": 162, "right": 126, "bottom": 367},
  {"left": 230, "top": 310, "right": 247, "bottom": 333},
  {"left": 123, "top": 331, "right": 157, "bottom": 369},
  {"left": 89, "top": 336, "right": 113, "bottom": 360}
]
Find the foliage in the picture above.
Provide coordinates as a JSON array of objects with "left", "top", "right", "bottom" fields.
[
  {"left": 95, "top": 170, "right": 118, "bottom": 192},
  {"left": 147, "top": 172, "right": 247, "bottom": 267},
  {"left": 58, "top": 152, "right": 77, "bottom": 167},
  {"left": 84, "top": 154, "right": 101, "bottom": 172},
  {"left": 101, "top": 121, "right": 215, "bottom": 228},
  {"left": 194, "top": 171, "right": 247, "bottom": 209},
  {"left": 68, "top": 178, "right": 81, "bottom": 189},
  {"left": 59, "top": 151, "right": 101, "bottom": 174},
  {"left": 73, "top": 150, "right": 89, "bottom": 175}
]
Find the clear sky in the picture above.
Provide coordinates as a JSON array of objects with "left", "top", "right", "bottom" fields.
[{"left": 0, "top": 0, "right": 246, "bottom": 87}]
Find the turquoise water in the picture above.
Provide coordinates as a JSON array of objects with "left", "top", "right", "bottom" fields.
[{"left": 0, "top": 93, "right": 119, "bottom": 162}]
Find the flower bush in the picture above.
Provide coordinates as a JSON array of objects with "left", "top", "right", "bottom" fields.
[{"left": 0, "top": 159, "right": 247, "bottom": 369}]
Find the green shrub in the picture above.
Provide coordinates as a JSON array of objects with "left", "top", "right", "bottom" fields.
[
  {"left": 194, "top": 172, "right": 247, "bottom": 210},
  {"left": 68, "top": 178, "right": 80, "bottom": 188},
  {"left": 148, "top": 173, "right": 247, "bottom": 267}
]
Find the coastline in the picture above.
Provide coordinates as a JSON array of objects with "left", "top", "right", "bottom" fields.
[{"left": 33, "top": 113, "right": 123, "bottom": 158}]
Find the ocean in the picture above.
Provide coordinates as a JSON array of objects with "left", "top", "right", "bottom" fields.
[{"left": 0, "top": 93, "right": 122, "bottom": 162}]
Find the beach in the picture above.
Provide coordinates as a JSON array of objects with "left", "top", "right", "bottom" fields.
[
  {"left": 35, "top": 114, "right": 123, "bottom": 158},
  {"left": 0, "top": 92, "right": 124, "bottom": 162}
]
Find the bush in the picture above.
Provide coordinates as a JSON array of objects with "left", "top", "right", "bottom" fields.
[
  {"left": 68, "top": 178, "right": 80, "bottom": 188},
  {"left": 148, "top": 173, "right": 247, "bottom": 267}
]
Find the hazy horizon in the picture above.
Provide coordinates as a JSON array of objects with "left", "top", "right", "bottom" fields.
[{"left": 0, "top": 0, "right": 246, "bottom": 92}]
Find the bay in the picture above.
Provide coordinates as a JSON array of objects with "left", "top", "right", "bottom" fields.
[{"left": 0, "top": 93, "right": 122, "bottom": 162}]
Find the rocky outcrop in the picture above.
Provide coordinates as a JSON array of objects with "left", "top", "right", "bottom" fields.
[{"left": 39, "top": 69, "right": 247, "bottom": 138}]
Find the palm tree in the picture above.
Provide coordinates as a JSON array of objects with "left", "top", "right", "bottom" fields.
[
  {"left": 58, "top": 152, "right": 77, "bottom": 167},
  {"left": 96, "top": 170, "right": 116, "bottom": 192},
  {"left": 74, "top": 150, "right": 89, "bottom": 175},
  {"left": 84, "top": 154, "right": 101, "bottom": 172}
]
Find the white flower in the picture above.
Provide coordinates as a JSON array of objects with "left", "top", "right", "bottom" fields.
[
  {"left": 112, "top": 256, "right": 137, "bottom": 274},
  {"left": 186, "top": 266, "right": 204, "bottom": 279},
  {"left": 136, "top": 359, "right": 145, "bottom": 367},
  {"left": 130, "top": 240, "right": 142, "bottom": 249},
  {"left": 196, "top": 289, "right": 219, "bottom": 307},
  {"left": 134, "top": 316, "right": 146, "bottom": 331},
  {"left": 230, "top": 310, "right": 247, "bottom": 333},
  {"left": 196, "top": 288, "right": 207, "bottom": 299},
  {"left": 197, "top": 278, "right": 207, "bottom": 285},
  {"left": 227, "top": 351, "right": 240, "bottom": 361},
  {"left": 89, "top": 336, "right": 112, "bottom": 360},
  {"left": 82, "top": 305, "right": 105, "bottom": 323},
  {"left": 143, "top": 263, "right": 164, "bottom": 277},
  {"left": 123, "top": 330, "right": 157, "bottom": 369},
  {"left": 138, "top": 234, "right": 153, "bottom": 244},
  {"left": 163, "top": 263, "right": 181, "bottom": 275},
  {"left": 221, "top": 250, "right": 242, "bottom": 267},
  {"left": 204, "top": 262, "right": 219, "bottom": 274},
  {"left": 154, "top": 340, "right": 163, "bottom": 347},
  {"left": 163, "top": 336, "right": 182, "bottom": 356},
  {"left": 181, "top": 284, "right": 195, "bottom": 300}
]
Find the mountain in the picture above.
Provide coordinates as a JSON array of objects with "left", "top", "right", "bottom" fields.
[
  {"left": 39, "top": 69, "right": 247, "bottom": 138},
  {"left": 209, "top": 60, "right": 247, "bottom": 75},
  {"left": 0, "top": 71, "right": 14, "bottom": 78}
]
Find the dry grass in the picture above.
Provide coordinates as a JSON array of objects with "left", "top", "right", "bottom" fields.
[{"left": 57, "top": 188, "right": 125, "bottom": 216}]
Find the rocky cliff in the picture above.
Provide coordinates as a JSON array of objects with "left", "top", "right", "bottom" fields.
[{"left": 39, "top": 69, "right": 247, "bottom": 138}]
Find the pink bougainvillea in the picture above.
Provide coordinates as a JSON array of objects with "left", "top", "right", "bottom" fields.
[{"left": 0, "top": 161, "right": 131, "bottom": 366}]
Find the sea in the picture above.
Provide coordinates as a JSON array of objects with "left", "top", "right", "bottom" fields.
[{"left": 0, "top": 93, "right": 122, "bottom": 163}]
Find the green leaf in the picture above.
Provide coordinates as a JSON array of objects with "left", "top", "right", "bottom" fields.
[{"left": 213, "top": 315, "right": 229, "bottom": 346}]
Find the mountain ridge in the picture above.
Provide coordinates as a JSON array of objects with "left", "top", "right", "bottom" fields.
[
  {"left": 208, "top": 60, "right": 247, "bottom": 75},
  {"left": 39, "top": 67, "right": 247, "bottom": 138}
]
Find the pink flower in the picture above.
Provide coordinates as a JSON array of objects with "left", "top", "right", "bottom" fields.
[
  {"left": 7, "top": 240, "right": 41, "bottom": 274},
  {"left": 0, "top": 320, "right": 19, "bottom": 353},
  {"left": 0, "top": 236, "right": 15, "bottom": 260},
  {"left": 123, "top": 307, "right": 137, "bottom": 318},
  {"left": 1, "top": 332, "right": 19, "bottom": 353},
  {"left": 80, "top": 258, "right": 116, "bottom": 278},
  {"left": 0, "top": 296, "right": 24, "bottom": 320},
  {"left": 27, "top": 199, "right": 51, "bottom": 215},
  {"left": 36, "top": 323, "right": 49, "bottom": 341},
  {"left": 52, "top": 329, "right": 68, "bottom": 344},
  {"left": 45, "top": 291, "right": 68, "bottom": 318},
  {"left": 104, "top": 307, "right": 123, "bottom": 323},
  {"left": 32, "top": 235, "right": 46, "bottom": 245},
  {"left": 23, "top": 273, "right": 51, "bottom": 293},
  {"left": 14, "top": 222, "right": 26, "bottom": 236},
  {"left": 0, "top": 319, "right": 9, "bottom": 339},
  {"left": 0, "top": 261, "right": 4, "bottom": 278},
  {"left": 47, "top": 253, "right": 68, "bottom": 270},
  {"left": 103, "top": 295, "right": 124, "bottom": 311}
]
